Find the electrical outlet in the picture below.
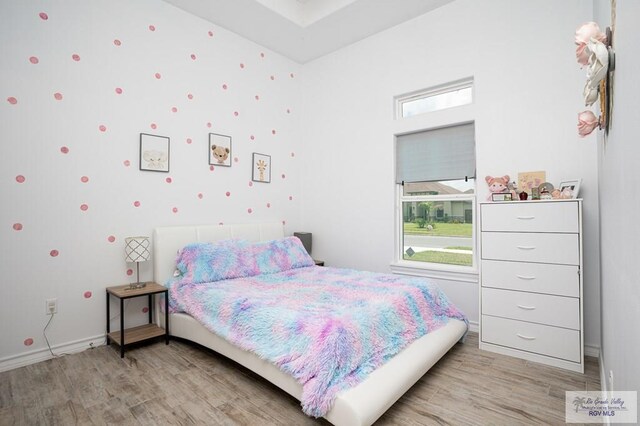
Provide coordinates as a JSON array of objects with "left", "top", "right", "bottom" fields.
[
  {"left": 609, "top": 370, "right": 614, "bottom": 391},
  {"left": 46, "top": 298, "right": 57, "bottom": 315}
]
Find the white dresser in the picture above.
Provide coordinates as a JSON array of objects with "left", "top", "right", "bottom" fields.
[{"left": 479, "top": 199, "right": 583, "bottom": 373}]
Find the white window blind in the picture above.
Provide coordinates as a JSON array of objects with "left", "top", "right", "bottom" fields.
[{"left": 396, "top": 123, "right": 475, "bottom": 184}]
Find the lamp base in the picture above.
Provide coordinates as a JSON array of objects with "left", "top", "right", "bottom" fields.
[{"left": 128, "top": 282, "right": 147, "bottom": 290}]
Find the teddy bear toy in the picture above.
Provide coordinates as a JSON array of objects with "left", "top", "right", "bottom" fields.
[
  {"left": 485, "top": 175, "right": 512, "bottom": 201},
  {"left": 211, "top": 145, "right": 230, "bottom": 164}
]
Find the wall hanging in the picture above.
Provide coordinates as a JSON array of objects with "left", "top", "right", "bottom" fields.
[
  {"left": 140, "top": 133, "right": 170, "bottom": 172},
  {"left": 209, "top": 133, "right": 232, "bottom": 167},
  {"left": 252, "top": 153, "right": 271, "bottom": 183}
]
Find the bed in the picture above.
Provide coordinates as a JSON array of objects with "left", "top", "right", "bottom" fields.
[{"left": 153, "top": 222, "right": 467, "bottom": 426}]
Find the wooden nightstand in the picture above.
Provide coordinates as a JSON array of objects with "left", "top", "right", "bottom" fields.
[
  {"left": 314, "top": 259, "right": 325, "bottom": 266},
  {"left": 106, "top": 282, "right": 169, "bottom": 358}
]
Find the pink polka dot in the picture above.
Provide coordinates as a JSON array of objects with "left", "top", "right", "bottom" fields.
[
  {"left": 186, "top": 138, "right": 192, "bottom": 144},
  {"left": 190, "top": 54, "right": 196, "bottom": 60},
  {"left": 225, "top": 191, "right": 231, "bottom": 197},
  {"left": 99, "top": 125, "right": 107, "bottom": 132},
  {"left": 233, "top": 111, "right": 239, "bottom": 117},
  {"left": 113, "top": 39, "right": 121, "bottom": 46},
  {"left": 247, "top": 208, "right": 253, "bottom": 214},
  {"left": 219, "top": 222, "right": 224, "bottom": 226},
  {"left": 187, "top": 93, "right": 193, "bottom": 100},
  {"left": 286, "top": 108, "right": 291, "bottom": 114},
  {"left": 270, "top": 75, "right": 275, "bottom": 80},
  {"left": 208, "top": 30, "right": 214, "bottom": 37},
  {"left": 282, "top": 220, "right": 286, "bottom": 225},
  {"left": 234, "top": 157, "right": 239, "bottom": 163},
  {"left": 142, "top": 307, "right": 149, "bottom": 313},
  {"left": 126, "top": 269, "right": 133, "bottom": 276},
  {"left": 39, "top": 12, "right": 48, "bottom": 20},
  {"left": 260, "top": 52, "right": 265, "bottom": 58},
  {"left": 15, "top": 175, "right": 25, "bottom": 183},
  {"left": 209, "top": 165, "right": 215, "bottom": 171},
  {"left": 267, "top": 203, "right": 271, "bottom": 208},
  {"left": 155, "top": 73, "right": 161, "bottom": 79},
  {"left": 29, "top": 56, "right": 39, "bottom": 64},
  {"left": 171, "top": 106, "right": 177, "bottom": 113},
  {"left": 291, "top": 152, "right": 295, "bottom": 157},
  {"left": 107, "top": 235, "right": 115, "bottom": 243},
  {"left": 133, "top": 201, "right": 140, "bottom": 207},
  {"left": 289, "top": 196, "right": 293, "bottom": 201},
  {"left": 80, "top": 204, "right": 89, "bottom": 211},
  {"left": 123, "top": 160, "right": 131, "bottom": 167},
  {"left": 240, "top": 63, "right": 245, "bottom": 69},
  {"left": 172, "top": 207, "right": 178, "bottom": 213},
  {"left": 50, "top": 249, "right": 59, "bottom": 257},
  {"left": 72, "top": 54, "right": 80, "bottom": 61},
  {"left": 197, "top": 192, "right": 203, "bottom": 199},
  {"left": 60, "top": 146, "right": 69, "bottom": 154},
  {"left": 222, "top": 84, "right": 228, "bottom": 90},
  {"left": 84, "top": 291, "right": 92, "bottom": 299},
  {"left": 250, "top": 135, "right": 256, "bottom": 141},
  {"left": 24, "top": 338, "right": 34, "bottom": 346},
  {"left": 281, "top": 174, "right": 286, "bottom": 179},
  {"left": 115, "top": 87, "right": 123, "bottom": 94},
  {"left": 81, "top": 176, "right": 89, "bottom": 183},
  {"left": 54, "top": 92, "right": 63, "bottom": 100},
  {"left": 150, "top": 123, "right": 157, "bottom": 130},
  {"left": 165, "top": 177, "right": 172, "bottom": 183},
  {"left": 272, "top": 129, "right": 277, "bottom": 135},
  {"left": 248, "top": 181, "right": 253, "bottom": 187},
  {"left": 7, "top": 97, "right": 17, "bottom": 105},
  {"left": 13, "top": 223, "right": 23, "bottom": 231},
  {"left": 149, "top": 25, "right": 156, "bottom": 31},
  {"left": 255, "top": 95, "right": 260, "bottom": 100},
  {"left": 206, "top": 122, "right": 212, "bottom": 128},
  {"left": 290, "top": 73, "right": 295, "bottom": 78}
]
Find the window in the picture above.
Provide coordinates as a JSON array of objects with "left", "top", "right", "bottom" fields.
[
  {"left": 396, "top": 123, "right": 476, "bottom": 270},
  {"left": 396, "top": 78, "right": 473, "bottom": 119}
]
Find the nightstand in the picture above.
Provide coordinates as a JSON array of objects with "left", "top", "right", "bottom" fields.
[
  {"left": 106, "top": 282, "right": 169, "bottom": 358},
  {"left": 314, "top": 259, "right": 325, "bottom": 266}
]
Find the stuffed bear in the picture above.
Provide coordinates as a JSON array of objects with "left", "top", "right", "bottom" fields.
[
  {"left": 211, "top": 145, "right": 230, "bottom": 164},
  {"left": 485, "top": 175, "right": 511, "bottom": 201}
]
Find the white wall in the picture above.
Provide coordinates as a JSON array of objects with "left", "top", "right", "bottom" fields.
[
  {"left": 0, "top": 0, "right": 302, "bottom": 368},
  {"left": 300, "top": 0, "right": 601, "bottom": 347},
  {"left": 593, "top": 0, "right": 640, "bottom": 392}
]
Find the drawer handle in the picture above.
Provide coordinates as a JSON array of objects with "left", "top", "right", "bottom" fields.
[
  {"left": 516, "top": 304, "right": 536, "bottom": 310},
  {"left": 516, "top": 333, "right": 536, "bottom": 340},
  {"left": 516, "top": 216, "right": 535, "bottom": 220},
  {"left": 516, "top": 274, "right": 536, "bottom": 280},
  {"left": 516, "top": 246, "right": 536, "bottom": 250}
]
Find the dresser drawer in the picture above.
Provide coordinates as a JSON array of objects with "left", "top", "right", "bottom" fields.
[
  {"left": 481, "top": 260, "right": 579, "bottom": 297},
  {"left": 481, "top": 232, "right": 579, "bottom": 265},
  {"left": 481, "top": 316, "right": 581, "bottom": 362},
  {"left": 482, "top": 288, "right": 579, "bottom": 329},
  {"left": 481, "top": 201, "right": 579, "bottom": 233}
]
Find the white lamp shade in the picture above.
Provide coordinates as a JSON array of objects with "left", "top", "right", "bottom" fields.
[{"left": 125, "top": 237, "right": 151, "bottom": 263}]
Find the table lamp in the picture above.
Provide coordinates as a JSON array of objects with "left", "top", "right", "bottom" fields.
[{"left": 125, "top": 236, "right": 150, "bottom": 289}]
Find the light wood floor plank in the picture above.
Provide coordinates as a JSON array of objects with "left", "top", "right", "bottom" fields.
[{"left": 0, "top": 332, "right": 599, "bottom": 425}]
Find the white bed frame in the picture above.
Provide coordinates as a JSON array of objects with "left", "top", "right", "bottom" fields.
[{"left": 153, "top": 223, "right": 467, "bottom": 426}]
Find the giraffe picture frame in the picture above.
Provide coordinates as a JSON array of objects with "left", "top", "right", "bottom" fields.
[{"left": 252, "top": 152, "right": 271, "bottom": 183}]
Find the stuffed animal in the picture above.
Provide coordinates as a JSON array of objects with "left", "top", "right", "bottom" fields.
[
  {"left": 211, "top": 145, "right": 230, "bottom": 164},
  {"left": 485, "top": 175, "right": 511, "bottom": 201}
]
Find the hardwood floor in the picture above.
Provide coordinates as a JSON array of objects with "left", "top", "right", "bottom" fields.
[{"left": 0, "top": 332, "right": 600, "bottom": 425}]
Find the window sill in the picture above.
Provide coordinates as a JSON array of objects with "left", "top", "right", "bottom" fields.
[{"left": 390, "top": 261, "right": 478, "bottom": 283}]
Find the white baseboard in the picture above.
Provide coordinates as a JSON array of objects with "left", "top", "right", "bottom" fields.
[
  {"left": 467, "top": 320, "right": 479, "bottom": 333},
  {"left": 585, "top": 344, "right": 600, "bottom": 358},
  {"left": 0, "top": 334, "right": 106, "bottom": 373}
]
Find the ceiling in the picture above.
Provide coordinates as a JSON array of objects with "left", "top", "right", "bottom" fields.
[{"left": 162, "top": 0, "right": 455, "bottom": 63}]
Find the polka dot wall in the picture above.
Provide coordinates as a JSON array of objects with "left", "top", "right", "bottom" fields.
[{"left": 0, "top": 0, "right": 302, "bottom": 362}]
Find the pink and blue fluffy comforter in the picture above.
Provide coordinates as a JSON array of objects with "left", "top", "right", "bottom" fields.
[{"left": 168, "top": 237, "right": 467, "bottom": 417}]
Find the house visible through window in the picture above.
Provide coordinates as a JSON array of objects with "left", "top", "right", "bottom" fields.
[{"left": 396, "top": 122, "right": 476, "bottom": 269}]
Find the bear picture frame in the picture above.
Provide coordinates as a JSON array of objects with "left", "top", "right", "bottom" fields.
[
  {"left": 209, "top": 133, "right": 232, "bottom": 167},
  {"left": 140, "top": 133, "right": 170, "bottom": 172}
]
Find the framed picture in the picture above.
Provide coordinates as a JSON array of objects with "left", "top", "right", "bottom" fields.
[
  {"left": 140, "top": 133, "right": 170, "bottom": 172},
  {"left": 492, "top": 192, "right": 513, "bottom": 201},
  {"left": 559, "top": 179, "right": 582, "bottom": 199},
  {"left": 518, "top": 171, "right": 546, "bottom": 195},
  {"left": 252, "top": 153, "right": 271, "bottom": 183},
  {"left": 208, "top": 133, "right": 232, "bottom": 167}
]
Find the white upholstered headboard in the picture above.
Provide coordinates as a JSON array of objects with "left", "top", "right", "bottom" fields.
[{"left": 153, "top": 223, "right": 285, "bottom": 285}]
